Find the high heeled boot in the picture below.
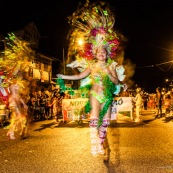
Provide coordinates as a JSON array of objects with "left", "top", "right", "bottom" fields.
[
  {"left": 89, "top": 118, "right": 99, "bottom": 155},
  {"left": 97, "top": 119, "right": 110, "bottom": 154}
]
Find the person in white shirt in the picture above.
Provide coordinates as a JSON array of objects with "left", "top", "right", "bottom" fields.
[{"left": 133, "top": 88, "right": 143, "bottom": 122}]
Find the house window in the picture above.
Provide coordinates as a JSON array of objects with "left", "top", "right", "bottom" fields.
[
  {"left": 44, "top": 63, "right": 48, "bottom": 71},
  {"left": 35, "top": 61, "right": 41, "bottom": 70}
]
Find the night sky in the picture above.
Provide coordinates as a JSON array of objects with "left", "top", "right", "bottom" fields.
[{"left": 1, "top": 0, "right": 173, "bottom": 93}]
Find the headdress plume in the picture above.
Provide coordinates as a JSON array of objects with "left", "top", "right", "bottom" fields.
[{"left": 67, "top": 1, "right": 120, "bottom": 63}]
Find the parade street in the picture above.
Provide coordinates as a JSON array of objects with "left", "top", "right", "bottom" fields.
[{"left": 1, "top": 111, "right": 173, "bottom": 173}]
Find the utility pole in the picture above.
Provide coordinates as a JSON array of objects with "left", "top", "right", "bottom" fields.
[{"left": 63, "top": 47, "right": 65, "bottom": 74}]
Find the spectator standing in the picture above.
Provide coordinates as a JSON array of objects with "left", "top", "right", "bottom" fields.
[
  {"left": 142, "top": 93, "right": 148, "bottom": 110},
  {"left": 164, "top": 94, "right": 171, "bottom": 117},
  {"left": 44, "top": 94, "right": 51, "bottom": 120},
  {"left": 27, "top": 93, "right": 36, "bottom": 121},
  {"left": 133, "top": 88, "right": 143, "bottom": 122},
  {"left": 155, "top": 87, "right": 163, "bottom": 118},
  {"left": 148, "top": 94, "right": 156, "bottom": 110},
  {"left": 49, "top": 96, "right": 58, "bottom": 122},
  {"left": 55, "top": 92, "right": 64, "bottom": 122},
  {"left": 168, "top": 90, "right": 173, "bottom": 117},
  {"left": 39, "top": 92, "right": 47, "bottom": 120}
]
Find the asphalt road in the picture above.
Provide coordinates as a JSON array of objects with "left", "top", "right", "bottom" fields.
[{"left": 1, "top": 111, "right": 173, "bottom": 173}]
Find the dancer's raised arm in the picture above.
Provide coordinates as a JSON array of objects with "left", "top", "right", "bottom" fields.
[
  {"left": 56, "top": 68, "right": 91, "bottom": 80},
  {"left": 106, "top": 68, "right": 119, "bottom": 85}
]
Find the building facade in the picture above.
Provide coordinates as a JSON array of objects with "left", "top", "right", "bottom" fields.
[{"left": 12, "top": 22, "right": 58, "bottom": 91}]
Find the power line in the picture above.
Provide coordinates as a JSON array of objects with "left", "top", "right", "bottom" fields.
[
  {"left": 137, "top": 65, "right": 154, "bottom": 68},
  {"left": 155, "top": 60, "right": 173, "bottom": 66},
  {"left": 148, "top": 44, "right": 173, "bottom": 53},
  {"left": 137, "top": 60, "right": 173, "bottom": 70}
]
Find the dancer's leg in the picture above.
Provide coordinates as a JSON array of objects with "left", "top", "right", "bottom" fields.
[
  {"left": 20, "top": 117, "right": 27, "bottom": 139},
  {"left": 98, "top": 119, "right": 110, "bottom": 144},
  {"left": 97, "top": 105, "right": 111, "bottom": 155},
  {"left": 89, "top": 95, "right": 100, "bottom": 155},
  {"left": 89, "top": 118, "right": 99, "bottom": 155},
  {"left": 7, "top": 111, "right": 16, "bottom": 140}
]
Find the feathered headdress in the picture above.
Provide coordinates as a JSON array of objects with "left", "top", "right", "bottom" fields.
[
  {"left": 67, "top": 1, "right": 120, "bottom": 62},
  {"left": 0, "top": 33, "right": 35, "bottom": 102},
  {"left": 65, "top": 1, "right": 126, "bottom": 85}
]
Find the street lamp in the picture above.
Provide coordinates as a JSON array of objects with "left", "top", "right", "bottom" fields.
[
  {"left": 165, "top": 78, "right": 170, "bottom": 91},
  {"left": 165, "top": 78, "right": 169, "bottom": 83}
]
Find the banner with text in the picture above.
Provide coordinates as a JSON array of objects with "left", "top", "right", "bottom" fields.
[
  {"left": 111, "top": 97, "right": 133, "bottom": 120},
  {"left": 62, "top": 98, "right": 89, "bottom": 121}
]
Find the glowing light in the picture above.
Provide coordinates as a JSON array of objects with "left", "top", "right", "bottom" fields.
[{"left": 78, "top": 39, "right": 83, "bottom": 46}]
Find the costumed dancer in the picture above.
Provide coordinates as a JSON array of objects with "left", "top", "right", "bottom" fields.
[
  {"left": 0, "top": 33, "right": 35, "bottom": 139},
  {"left": 7, "top": 81, "right": 28, "bottom": 139},
  {"left": 56, "top": 1, "right": 126, "bottom": 160}
]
